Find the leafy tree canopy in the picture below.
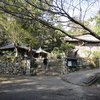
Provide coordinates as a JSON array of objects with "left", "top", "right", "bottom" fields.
[
  {"left": 89, "top": 11, "right": 100, "bottom": 35},
  {"left": 0, "top": 0, "right": 100, "bottom": 47}
]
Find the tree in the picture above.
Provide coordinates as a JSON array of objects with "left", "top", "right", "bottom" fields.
[
  {"left": 0, "top": 12, "right": 10, "bottom": 46},
  {"left": 0, "top": 0, "right": 100, "bottom": 42},
  {"left": 60, "top": 43, "right": 75, "bottom": 57},
  {"left": 0, "top": 14, "right": 24, "bottom": 56},
  {"left": 15, "top": 12, "right": 63, "bottom": 51},
  {"left": 89, "top": 11, "right": 100, "bottom": 35},
  {"left": 67, "top": 20, "right": 90, "bottom": 35},
  {"left": 0, "top": 13, "right": 38, "bottom": 56}
]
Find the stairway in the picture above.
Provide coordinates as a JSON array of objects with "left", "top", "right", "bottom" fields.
[{"left": 35, "top": 59, "right": 63, "bottom": 76}]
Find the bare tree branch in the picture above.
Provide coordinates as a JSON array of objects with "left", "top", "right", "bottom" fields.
[{"left": 0, "top": 0, "right": 100, "bottom": 41}]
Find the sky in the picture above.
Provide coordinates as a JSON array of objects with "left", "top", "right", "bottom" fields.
[
  {"left": 53, "top": 0, "right": 100, "bottom": 23},
  {"left": 62, "top": 0, "right": 100, "bottom": 20},
  {"left": 55, "top": 0, "right": 100, "bottom": 30}
]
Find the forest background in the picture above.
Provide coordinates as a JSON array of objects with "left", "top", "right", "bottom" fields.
[{"left": 0, "top": 0, "right": 100, "bottom": 53}]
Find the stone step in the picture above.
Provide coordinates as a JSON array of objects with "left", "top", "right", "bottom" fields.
[
  {"left": 37, "top": 69, "right": 61, "bottom": 73},
  {"left": 36, "top": 72, "right": 60, "bottom": 76},
  {"left": 35, "top": 59, "right": 64, "bottom": 76},
  {"left": 35, "top": 67, "right": 61, "bottom": 76}
]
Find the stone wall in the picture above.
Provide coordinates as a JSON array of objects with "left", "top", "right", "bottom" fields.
[
  {"left": 34, "top": 57, "right": 93, "bottom": 75},
  {"left": 0, "top": 57, "right": 27, "bottom": 75},
  {"left": 0, "top": 56, "right": 97, "bottom": 75},
  {"left": 62, "top": 57, "right": 98, "bottom": 74}
]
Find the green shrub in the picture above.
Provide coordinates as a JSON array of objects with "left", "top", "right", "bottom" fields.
[
  {"left": 0, "top": 56, "right": 15, "bottom": 62},
  {"left": 1, "top": 50, "right": 14, "bottom": 56},
  {"left": 60, "top": 43, "right": 75, "bottom": 56},
  {"left": 85, "top": 57, "right": 99, "bottom": 68},
  {"left": 30, "top": 63, "right": 37, "bottom": 72},
  {"left": 60, "top": 43, "right": 75, "bottom": 50},
  {"left": 53, "top": 47, "right": 59, "bottom": 51},
  {"left": 58, "top": 50, "right": 62, "bottom": 53},
  {"left": 92, "top": 51, "right": 100, "bottom": 58},
  {"left": 57, "top": 53, "right": 62, "bottom": 59}
]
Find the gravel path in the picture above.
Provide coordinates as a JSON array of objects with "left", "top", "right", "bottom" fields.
[{"left": 0, "top": 75, "right": 100, "bottom": 100}]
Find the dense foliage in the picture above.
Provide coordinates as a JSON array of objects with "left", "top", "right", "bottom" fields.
[{"left": 0, "top": 0, "right": 100, "bottom": 53}]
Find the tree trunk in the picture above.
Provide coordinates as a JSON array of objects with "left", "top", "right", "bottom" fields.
[
  {"left": 74, "top": 41, "right": 87, "bottom": 57},
  {"left": 14, "top": 47, "right": 18, "bottom": 56}
]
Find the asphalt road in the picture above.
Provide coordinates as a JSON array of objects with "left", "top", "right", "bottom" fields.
[{"left": 0, "top": 75, "right": 100, "bottom": 100}]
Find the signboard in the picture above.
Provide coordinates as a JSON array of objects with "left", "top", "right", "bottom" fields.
[{"left": 66, "top": 58, "right": 77, "bottom": 67}]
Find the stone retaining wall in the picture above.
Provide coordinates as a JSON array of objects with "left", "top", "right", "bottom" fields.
[
  {"left": 35, "top": 57, "right": 94, "bottom": 75},
  {"left": 0, "top": 57, "right": 27, "bottom": 75},
  {"left": 0, "top": 56, "right": 98, "bottom": 75},
  {"left": 61, "top": 57, "right": 98, "bottom": 74}
]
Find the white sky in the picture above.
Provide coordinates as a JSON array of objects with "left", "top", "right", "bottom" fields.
[
  {"left": 55, "top": 0, "right": 100, "bottom": 30},
  {"left": 66, "top": 0, "right": 100, "bottom": 20}
]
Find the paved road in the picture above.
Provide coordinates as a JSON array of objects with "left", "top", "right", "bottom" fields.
[
  {"left": 61, "top": 69, "right": 100, "bottom": 86},
  {"left": 0, "top": 75, "right": 100, "bottom": 100}
]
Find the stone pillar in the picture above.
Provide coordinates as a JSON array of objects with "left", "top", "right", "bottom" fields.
[
  {"left": 26, "top": 59, "right": 30, "bottom": 75},
  {"left": 99, "top": 58, "right": 100, "bottom": 69},
  {"left": 61, "top": 58, "right": 67, "bottom": 75}
]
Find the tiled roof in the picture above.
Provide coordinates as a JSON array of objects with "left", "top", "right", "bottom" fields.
[
  {"left": 64, "top": 35, "right": 100, "bottom": 42},
  {"left": 36, "top": 47, "right": 48, "bottom": 54},
  {"left": 0, "top": 44, "right": 36, "bottom": 51}
]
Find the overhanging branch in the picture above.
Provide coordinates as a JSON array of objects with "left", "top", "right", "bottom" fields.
[{"left": 0, "top": 0, "right": 100, "bottom": 42}]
